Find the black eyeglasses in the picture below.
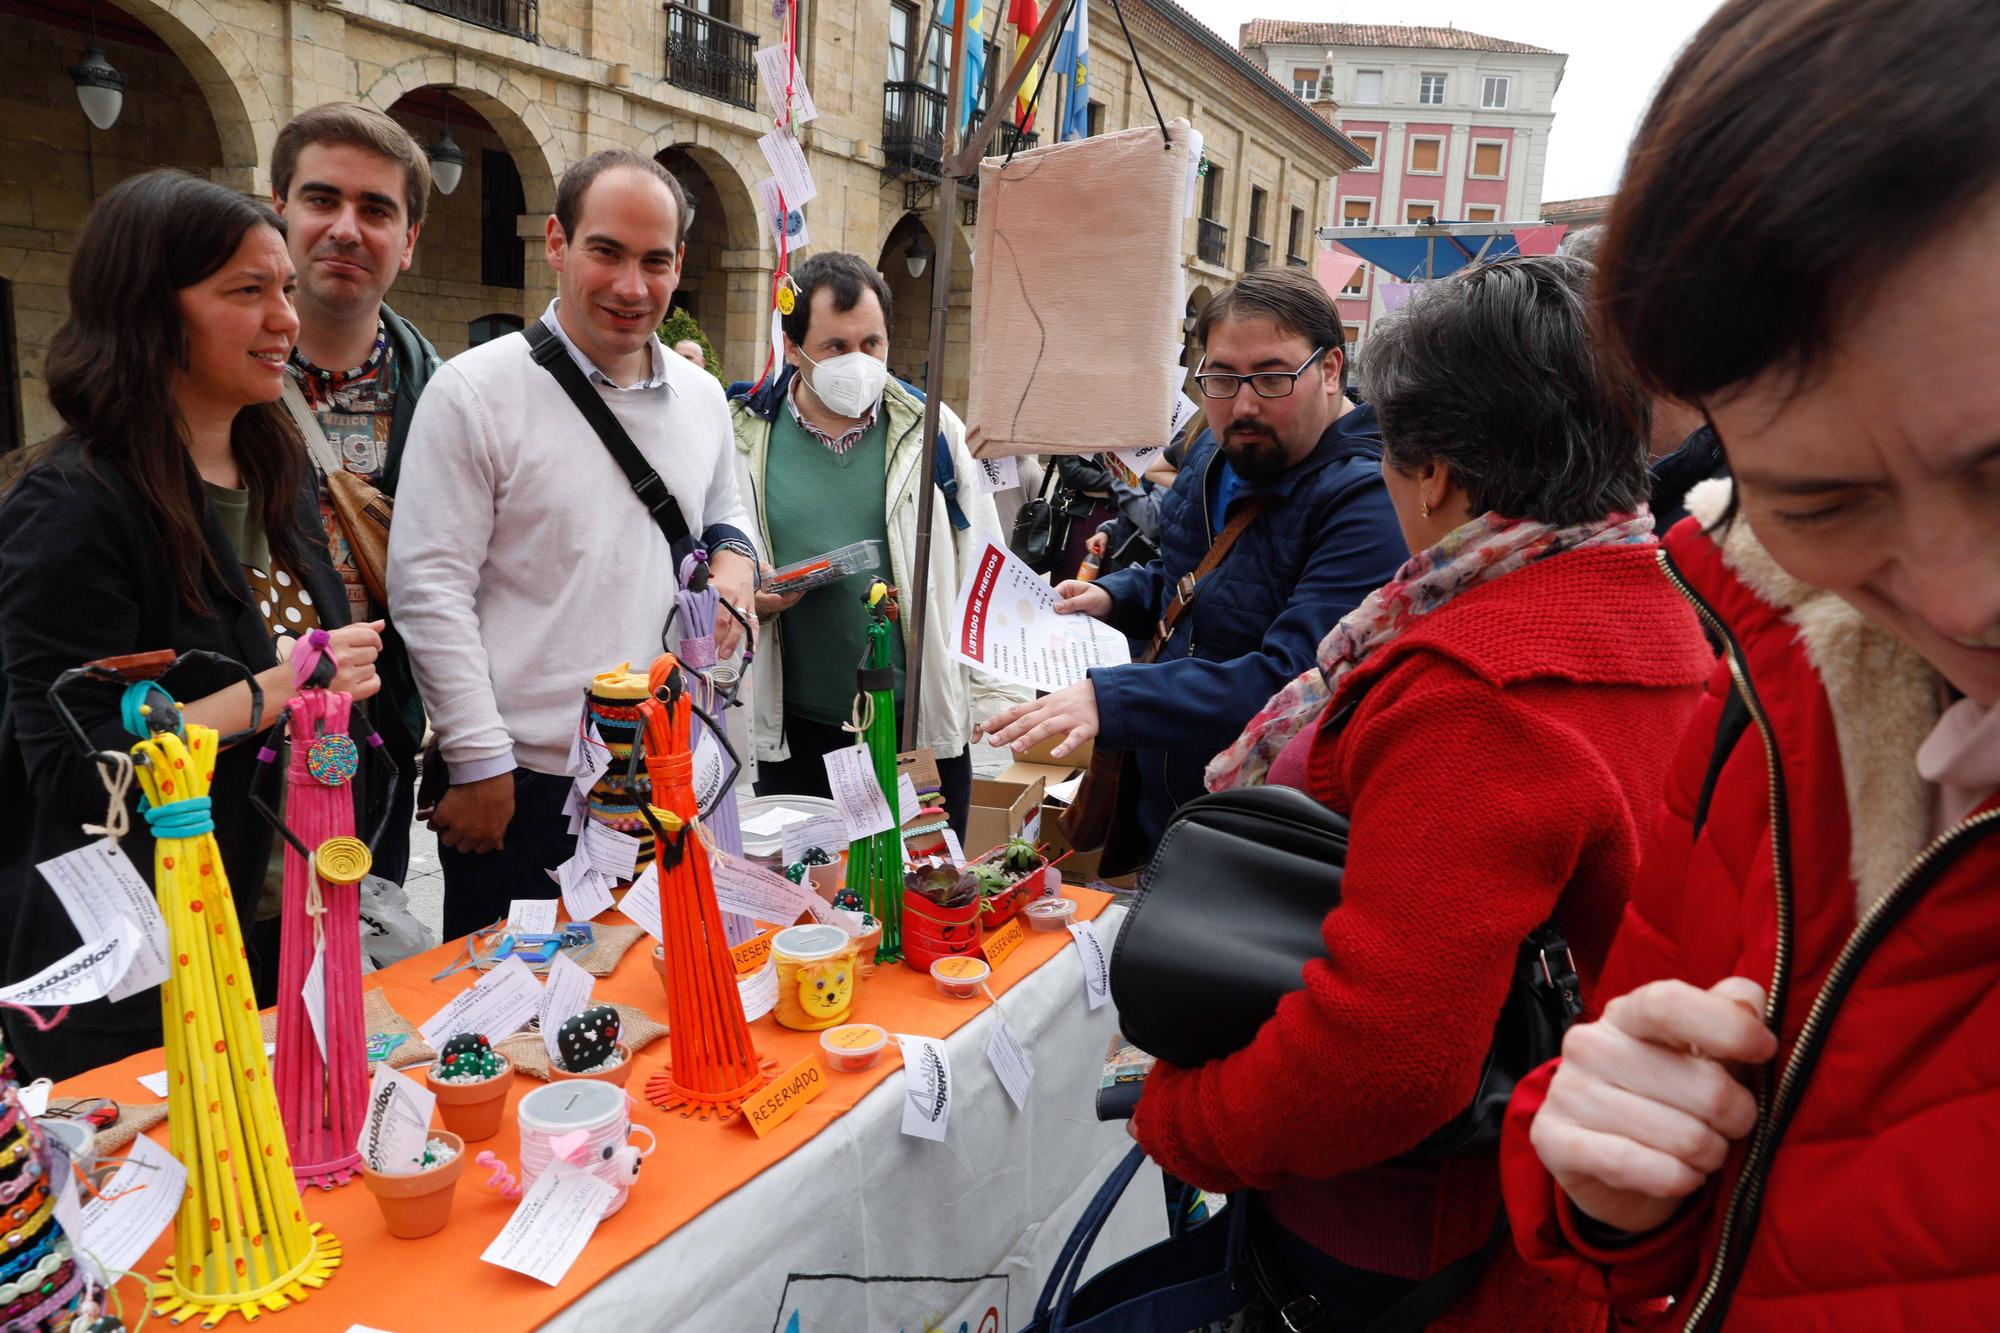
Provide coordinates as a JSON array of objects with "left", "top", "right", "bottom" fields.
[{"left": 1192, "top": 346, "right": 1331, "bottom": 400}]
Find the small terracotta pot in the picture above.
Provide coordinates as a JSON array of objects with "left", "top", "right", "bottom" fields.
[
  {"left": 808, "top": 860, "right": 843, "bottom": 902},
  {"left": 425, "top": 1058, "right": 514, "bottom": 1144},
  {"left": 360, "top": 1131, "right": 466, "bottom": 1239},
  {"left": 548, "top": 1041, "right": 634, "bottom": 1087},
  {"left": 854, "top": 923, "right": 883, "bottom": 968}
]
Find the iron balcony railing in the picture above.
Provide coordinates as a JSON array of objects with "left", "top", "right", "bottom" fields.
[
  {"left": 664, "top": 3, "right": 756, "bottom": 110},
  {"left": 883, "top": 82, "right": 1040, "bottom": 179},
  {"left": 1245, "top": 237, "right": 1271, "bottom": 270},
  {"left": 406, "top": 0, "right": 537, "bottom": 41},
  {"left": 1197, "top": 218, "right": 1228, "bottom": 266}
]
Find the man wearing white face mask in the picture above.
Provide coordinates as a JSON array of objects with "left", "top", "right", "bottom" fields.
[{"left": 728, "top": 252, "right": 1026, "bottom": 836}]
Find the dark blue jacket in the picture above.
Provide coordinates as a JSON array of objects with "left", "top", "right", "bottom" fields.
[{"left": 1089, "top": 405, "right": 1407, "bottom": 846}]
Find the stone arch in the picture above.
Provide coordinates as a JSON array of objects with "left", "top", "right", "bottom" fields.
[
  {"left": 362, "top": 56, "right": 562, "bottom": 214},
  {"left": 647, "top": 136, "right": 765, "bottom": 381},
  {"left": 641, "top": 133, "right": 763, "bottom": 256},
  {"left": 870, "top": 202, "right": 971, "bottom": 270},
  {"left": 104, "top": 0, "right": 269, "bottom": 189},
  {"left": 875, "top": 212, "right": 940, "bottom": 387}
]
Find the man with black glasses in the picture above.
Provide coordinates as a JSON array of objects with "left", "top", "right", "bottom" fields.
[{"left": 983, "top": 267, "right": 1404, "bottom": 867}]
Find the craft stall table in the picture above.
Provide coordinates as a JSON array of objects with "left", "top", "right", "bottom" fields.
[{"left": 50, "top": 891, "right": 1165, "bottom": 1331}]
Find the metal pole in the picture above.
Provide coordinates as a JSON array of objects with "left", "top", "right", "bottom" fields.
[{"left": 902, "top": 0, "right": 970, "bottom": 750}]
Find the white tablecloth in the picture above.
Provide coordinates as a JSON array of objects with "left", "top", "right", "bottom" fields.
[{"left": 544, "top": 906, "right": 1167, "bottom": 1331}]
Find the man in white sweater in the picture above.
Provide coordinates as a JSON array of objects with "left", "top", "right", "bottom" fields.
[{"left": 389, "top": 149, "right": 758, "bottom": 937}]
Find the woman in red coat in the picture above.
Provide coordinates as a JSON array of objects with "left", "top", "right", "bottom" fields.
[
  {"left": 1502, "top": 0, "right": 2000, "bottom": 1326},
  {"left": 1132, "top": 255, "right": 1715, "bottom": 1331}
]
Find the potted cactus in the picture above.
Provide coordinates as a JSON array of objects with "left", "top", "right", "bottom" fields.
[{"left": 425, "top": 1031, "right": 513, "bottom": 1143}]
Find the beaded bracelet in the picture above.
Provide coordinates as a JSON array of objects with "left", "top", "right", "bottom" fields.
[
  {"left": 1, "top": 1190, "right": 57, "bottom": 1251},
  {"left": 0, "top": 1153, "right": 45, "bottom": 1207},
  {"left": 0, "top": 1226, "right": 62, "bottom": 1282},
  {"left": 0, "top": 1174, "right": 50, "bottom": 1228},
  {"left": 0, "top": 1097, "right": 25, "bottom": 1142},
  {"left": 0, "top": 1256, "right": 79, "bottom": 1329},
  {"left": 0, "top": 1121, "right": 38, "bottom": 1170},
  {"left": 0, "top": 1244, "right": 67, "bottom": 1305}
]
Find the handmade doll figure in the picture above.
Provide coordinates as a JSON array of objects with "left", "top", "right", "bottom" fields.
[{"left": 252, "top": 629, "right": 397, "bottom": 1188}]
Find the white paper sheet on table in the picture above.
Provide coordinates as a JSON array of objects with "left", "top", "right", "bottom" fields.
[
  {"left": 740, "top": 805, "right": 812, "bottom": 838},
  {"left": 950, "top": 540, "right": 1131, "bottom": 691},
  {"left": 419, "top": 955, "right": 543, "bottom": 1046},
  {"left": 539, "top": 954, "right": 597, "bottom": 1063},
  {"left": 482, "top": 1166, "right": 618, "bottom": 1285}
]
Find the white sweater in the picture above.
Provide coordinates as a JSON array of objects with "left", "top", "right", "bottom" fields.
[{"left": 388, "top": 329, "right": 755, "bottom": 779}]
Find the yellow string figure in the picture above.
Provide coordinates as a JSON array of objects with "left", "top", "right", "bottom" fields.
[{"left": 123, "top": 684, "right": 339, "bottom": 1325}]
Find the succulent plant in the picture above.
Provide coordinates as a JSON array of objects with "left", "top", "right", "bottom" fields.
[
  {"left": 970, "top": 862, "right": 1015, "bottom": 896},
  {"left": 1001, "top": 836, "right": 1042, "bottom": 875},
  {"left": 908, "top": 857, "right": 975, "bottom": 908},
  {"left": 556, "top": 1004, "right": 622, "bottom": 1072}
]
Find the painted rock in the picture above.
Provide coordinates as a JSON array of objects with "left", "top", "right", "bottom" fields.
[{"left": 556, "top": 1005, "right": 622, "bottom": 1071}]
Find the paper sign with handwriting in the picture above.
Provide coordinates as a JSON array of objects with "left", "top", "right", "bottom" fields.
[
  {"left": 753, "top": 177, "right": 811, "bottom": 251},
  {"left": 782, "top": 812, "right": 850, "bottom": 865},
  {"left": 357, "top": 1063, "right": 435, "bottom": 1174},
  {"left": 557, "top": 855, "right": 615, "bottom": 923},
  {"left": 985, "top": 1015, "right": 1035, "bottom": 1111},
  {"left": 419, "top": 955, "right": 543, "bottom": 1046},
  {"left": 744, "top": 1054, "right": 827, "bottom": 1139},
  {"left": 78, "top": 1133, "right": 185, "bottom": 1275},
  {"left": 38, "top": 837, "right": 168, "bottom": 1003},
  {"left": 580, "top": 820, "right": 641, "bottom": 881},
  {"left": 1068, "top": 920, "right": 1110, "bottom": 1010},
  {"left": 982, "top": 915, "right": 1027, "bottom": 970},
  {"left": 756, "top": 128, "right": 818, "bottom": 206},
  {"left": 823, "top": 745, "right": 896, "bottom": 839},
  {"left": 896, "top": 1034, "right": 953, "bottom": 1141},
  {"left": 711, "top": 852, "right": 831, "bottom": 925},
  {"left": 481, "top": 1166, "right": 617, "bottom": 1286},
  {"left": 539, "top": 953, "right": 596, "bottom": 1063},
  {"left": 754, "top": 44, "right": 818, "bottom": 124},
  {"left": 619, "top": 864, "right": 662, "bottom": 941},
  {"left": 508, "top": 898, "right": 558, "bottom": 935}
]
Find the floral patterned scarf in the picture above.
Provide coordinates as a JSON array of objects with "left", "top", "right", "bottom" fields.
[{"left": 1205, "top": 509, "right": 1656, "bottom": 792}]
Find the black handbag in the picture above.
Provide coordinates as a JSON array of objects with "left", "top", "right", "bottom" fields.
[
  {"left": 1107, "top": 783, "right": 1584, "bottom": 1159},
  {"left": 1011, "top": 462, "right": 1063, "bottom": 574}
]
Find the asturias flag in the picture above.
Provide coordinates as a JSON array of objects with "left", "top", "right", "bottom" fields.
[
  {"left": 939, "top": 0, "right": 988, "bottom": 131},
  {"left": 1051, "top": 0, "right": 1090, "bottom": 141}
]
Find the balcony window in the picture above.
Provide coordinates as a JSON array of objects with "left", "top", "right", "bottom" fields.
[
  {"left": 1245, "top": 238, "right": 1271, "bottom": 269},
  {"left": 405, "top": 0, "right": 537, "bottom": 41},
  {"left": 1481, "top": 75, "right": 1510, "bottom": 109},
  {"left": 1419, "top": 72, "right": 1447, "bottom": 105},
  {"left": 1354, "top": 69, "right": 1382, "bottom": 103},
  {"left": 882, "top": 81, "right": 948, "bottom": 178},
  {"left": 889, "top": 2, "right": 916, "bottom": 82},
  {"left": 1200, "top": 161, "right": 1224, "bottom": 222},
  {"left": 1287, "top": 206, "right": 1305, "bottom": 262},
  {"left": 664, "top": 2, "right": 757, "bottom": 109},
  {"left": 1248, "top": 187, "right": 1267, "bottom": 242},
  {"left": 1197, "top": 218, "right": 1228, "bottom": 266}
]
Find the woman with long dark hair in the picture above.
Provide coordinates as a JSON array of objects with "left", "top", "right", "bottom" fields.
[{"left": 0, "top": 170, "right": 382, "bottom": 1078}]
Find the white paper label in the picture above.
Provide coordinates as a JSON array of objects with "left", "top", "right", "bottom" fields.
[
  {"left": 985, "top": 1015, "right": 1035, "bottom": 1111},
  {"left": 508, "top": 898, "right": 559, "bottom": 935},
  {"left": 0, "top": 918, "right": 141, "bottom": 1009},
  {"left": 692, "top": 729, "right": 727, "bottom": 813},
  {"left": 756, "top": 129, "right": 818, "bottom": 206},
  {"left": 896, "top": 773, "right": 922, "bottom": 825},
  {"left": 539, "top": 954, "right": 597, "bottom": 1064},
  {"left": 971, "top": 455, "right": 1021, "bottom": 494},
  {"left": 568, "top": 721, "right": 612, "bottom": 789},
  {"left": 580, "top": 821, "right": 641, "bottom": 881},
  {"left": 823, "top": 746, "right": 896, "bottom": 840},
  {"left": 77, "top": 1134, "right": 185, "bottom": 1275},
  {"left": 830, "top": 907, "right": 869, "bottom": 937},
  {"left": 481, "top": 1166, "right": 618, "bottom": 1285},
  {"left": 782, "top": 812, "right": 850, "bottom": 865},
  {"left": 741, "top": 805, "right": 812, "bottom": 838},
  {"left": 17, "top": 1079, "right": 51, "bottom": 1118},
  {"left": 950, "top": 539, "right": 1134, "bottom": 692},
  {"left": 895, "top": 1034, "right": 953, "bottom": 1141},
  {"left": 419, "top": 955, "right": 544, "bottom": 1046},
  {"left": 619, "top": 864, "right": 662, "bottom": 942},
  {"left": 942, "top": 827, "right": 967, "bottom": 867},
  {"left": 710, "top": 851, "right": 833, "bottom": 925},
  {"left": 564, "top": 782, "right": 589, "bottom": 835},
  {"left": 357, "top": 1063, "right": 436, "bottom": 1174},
  {"left": 37, "top": 838, "right": 169, "bottom": 1003},
  {"left": 754, "top": 44, "right": 818, "bottom": 124},
  {"left": 1068, "top": 920, "right": 1110, "bottom": 1010},
  {"left": 303, "top": 943, "right": 329, "bottom": 1064},
  {"left": 557, "top": 854, "right": 616, "bottom": 923},
  {"left": 737, "top": 962, "right": 779, "bottom": 1022}
]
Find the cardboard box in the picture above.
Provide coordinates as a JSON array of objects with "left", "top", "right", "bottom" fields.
[
  {"left": 965, "top": 774, "right": 1046, "bottom": 859},
  {"left": 1017, "top": 732, "right": 1094, "bottom": 768}
]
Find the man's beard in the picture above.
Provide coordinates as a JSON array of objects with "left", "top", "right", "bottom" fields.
[{"left": 1220, "top": 427, "right": 1292, "bottom": 484}]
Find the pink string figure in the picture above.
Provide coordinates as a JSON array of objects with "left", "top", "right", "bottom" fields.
[{"left": 252, "top": 628, "right": 396, "bottom": 1189}]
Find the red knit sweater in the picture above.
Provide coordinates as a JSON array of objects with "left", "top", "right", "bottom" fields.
[{"left": 1131, "top": 544, "right": 1713, "bottom": 1333}]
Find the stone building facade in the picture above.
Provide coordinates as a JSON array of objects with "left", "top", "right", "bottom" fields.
[{"left": 2, "top": 0, "right": 1360, "bottom": 448}]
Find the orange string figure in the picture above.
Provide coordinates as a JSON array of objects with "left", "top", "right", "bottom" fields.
[{"left": 636, "top": 655, "right": 774, "bottom": 1119}]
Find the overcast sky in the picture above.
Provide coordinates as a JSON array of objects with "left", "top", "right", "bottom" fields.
[{"left": 1173, "top": 0, "right": 1726, "bottom": 201}]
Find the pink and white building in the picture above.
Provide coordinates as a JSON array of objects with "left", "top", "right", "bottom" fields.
[{"left": 1240, "top": 22, "right": 1568, "bottom": 351}]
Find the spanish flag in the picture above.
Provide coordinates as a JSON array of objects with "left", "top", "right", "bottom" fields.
[{"left": 1012, "top": 0, "right": 1044, "bottom": 132}]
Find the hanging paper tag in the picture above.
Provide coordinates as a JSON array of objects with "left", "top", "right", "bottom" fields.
[
  {"left": 17, "top": 1079, "right": 51, "bottom": 1118},
  {"left": 538, "top": 953, "right": 597, "bottom": 1064},
  {"left": 971, "top": 455, "right": 1021, "bottom": 494},
  {"left": 754, "top": 44, "right": 820, "bottom": 125},
  {"left": 303, "top": 943, "right": 329, "bottom": 1063},
  {"left": 570, "top": 721, "right": 612, "bottom": 789},
  {"left": 756, "top": 128, "right": 819, "bottom": 206},
  {"left": 1068, "top": 919, "right": 1110, "bottom": 1010},
  {"left": 895, "top": 1034, "right": 953, "bottom": 1141},
  {"left": 357, "top": 1063, "right": 436, "bottom": 1174},
  {"left": 619, "top": 864, "right": 662, "bottom": 941},
  {"left": 557, "top": 854, "right": 616, "bottom": 923},
  {"left": 77, "top": 1134, "right": 185, "bottom": 1275},
  {"left": 37, "top": 837, "right": 170, "bottom": 1003},
  {"left": 782, "top": 811, "right": 850, "bottom": 865},
  {"left": 743, "top": 1053, "right": 828, "bottom": 1139},
  {"left": 896, "top": 773, "right": 922, "bottom": 825},
  {"left": 982, "top": 915, "right": 1027, "bottom": 971},
  {"left": 481, "top": 1166, "right": 618, "bottom": 1285},
  {"left": 0, "top": 918, "right": 141, "bottom": 1009},
  {"left": 942, "top": 826, "right": 967, "bottom": 867},
  {"left": 985, "top": 1015, "right": 1035, "bottom": 1111},
  {"left": 419, "top": 955, "right": 544, "bottom": 1045},
  {"left": 754, "top": 178, "right": 811, "bottom": 250},
  {"left": 711, "top": 851, "right": 833, "bottom": 925},
  {"left": 508, "top": 898, "right": 559, "bottom": 935},
  {"left": 823, "top": 745, "right": 896, "bottom": 839},
  {"left": 580, "top": 821, "right": 641, "bottom": 880}
]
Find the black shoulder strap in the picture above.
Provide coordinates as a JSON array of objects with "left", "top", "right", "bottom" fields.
[
  {"left": 1691, "top": 683, "right": 1753, "bottom": 839},
  {"left": 523, "top": 322, "right": 694, "bottom": 565}
]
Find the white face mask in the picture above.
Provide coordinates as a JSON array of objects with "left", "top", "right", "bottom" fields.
[{"left": 799, "top": 348, "right": 889, "bottom": 419}]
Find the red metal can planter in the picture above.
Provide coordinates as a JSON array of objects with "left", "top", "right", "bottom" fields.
[{"left": 901, "top": 890, "right": 984, "bottom": 972}]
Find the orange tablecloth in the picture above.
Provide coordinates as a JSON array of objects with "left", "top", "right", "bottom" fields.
[{"left": 53, "top": 889, "right": 1115, "bottom": 1330}]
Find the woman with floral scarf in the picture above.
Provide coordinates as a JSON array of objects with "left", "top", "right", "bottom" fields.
[{"left": 1128, "top": 255, "right": 1716, "bottom": 1332}]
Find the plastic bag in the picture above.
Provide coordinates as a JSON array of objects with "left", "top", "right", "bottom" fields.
[{"left": 357, "top": 874, "right": 437, "bottom": 969}]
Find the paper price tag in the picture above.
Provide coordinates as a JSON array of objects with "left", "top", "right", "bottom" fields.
[
  {"left": 754, "top": 44, "right": 819, "bottom": 124},
  {"left": 580, "top": 821, "right": 641, "bottom": 881},
  {"left": 941, "top": 827, "right": 967, "bottom": 867},
  {"left": 557, "top": 854, "right": 616, "bottom": 923},
  {"left": 570, "top": 721, "right": 612, "bottom": 789},
  {"left": 782, "top": 812, "right": 850, "bottom": 866},
  {"left": 0, "top": 918, "right": 141, "bottom": 1009},
  {"left": 481, "top": 1167, "right": 617, "bottom": 1286},
  {"left": 895, "top": 1034, "right": 952, "bottom": 1141},
  {"left": 711, "top": 852, "right": 831, "bottom": 926},
  {"left": 753, "top": 177, "right": 811, "bottom": 250},
  {"left": 756, "top": 128, "right": 818, "bottom": 206},
  {"left": 303, "top": 943, "right": 329, "bottom": 1064},
  {"left": 743, "top": 1054, "right": 828, "bottom": 1139},
  {"left": 539, "top": 953, "right": 596, "bottom": 1063},
  {"left": 971, "top": 455, "right": 1020, "bottom": 494},
  {"left": 357, "top": 1063, "right": 435, "bottom": 1174},
  {"left": 730, "top": 927, "right": 781, "bottom": 976},
  {"left": 508, "top": 898, "right": 559, "bottom": 935},
  {"left": 78, "top": 1134, "right": 185, "bottom": 1275},
  {"left": 896, "top": 772, "right": 922, "bottom": 824},
  {"left": 619, "top": 865, "right": 662, "bottom": 942},
  {"left": 419, "top": 955, "right": 544, "bottom": 1046},
  {"left": 1068, "top": 920, "right": 1110, "bottom": 1010},
  {"left": 823, "top": 746, "right": 896, "bottom": 839},
  {"left": 982, "top": 915, "right": 1027, "bottom": 970},
  {"left": 38, "top": 837, "right": 169, "bottom": 1002},
  {"left": 985, "top": 1015, "right": 1035, "bottom": 1111}
]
